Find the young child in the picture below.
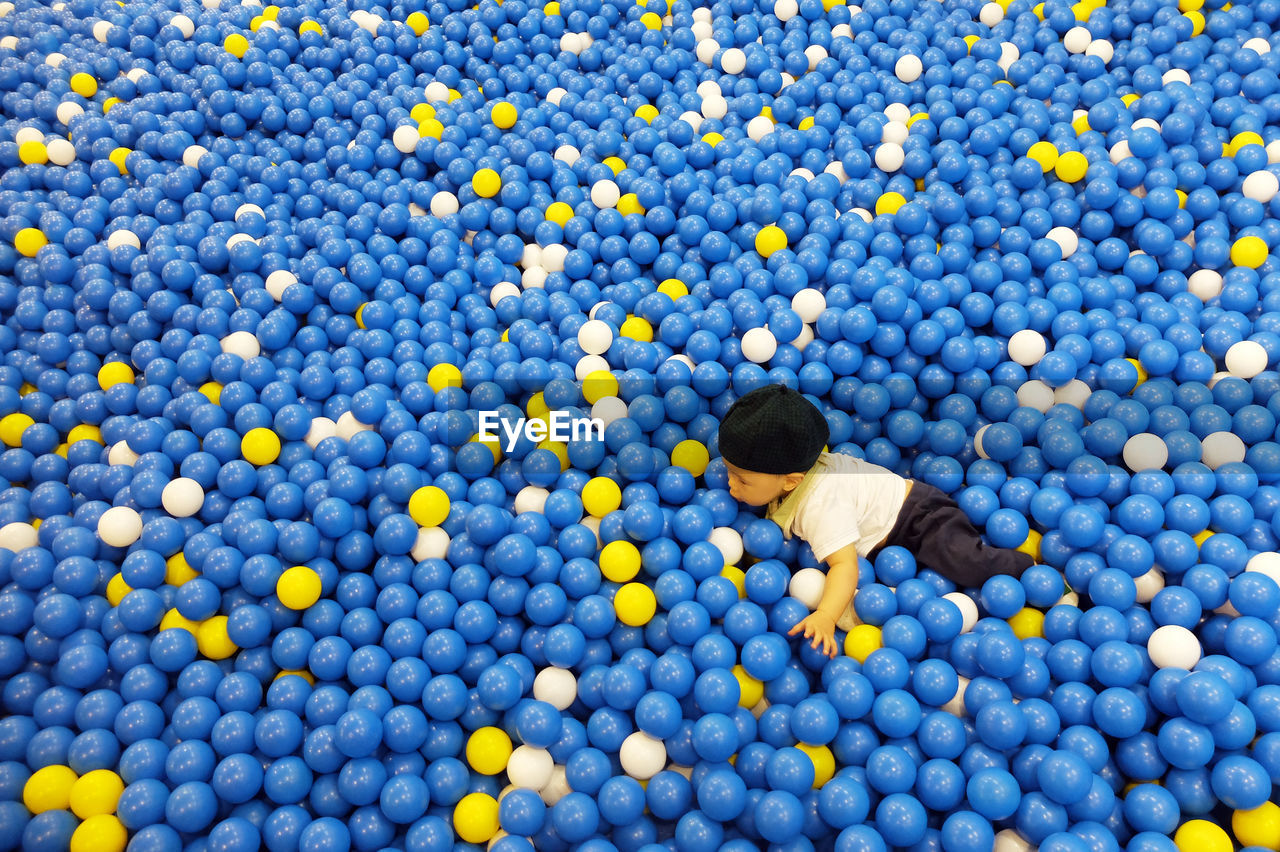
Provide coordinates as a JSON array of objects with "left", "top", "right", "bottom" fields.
[{"left": 717, "top": 384, "right": 1035, "bottom": 658}]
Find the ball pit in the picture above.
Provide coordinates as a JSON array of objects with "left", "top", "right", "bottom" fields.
[{"left": 2, "top": 0, "right": 1280, "bottom": 847}]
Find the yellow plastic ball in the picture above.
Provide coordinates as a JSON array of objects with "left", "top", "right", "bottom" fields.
[
  {"left": 671, "top": 440, "right": 709, "bottom": 477},
  {"left": 545, "top": 201, "right": 574, "bottom": 226},
  {"left": 796, "top": 743, "right": 835, "bottom": 787},
  {"left": 409, "top": 485, "right": 450, "bottom": 527},
  {"left": 702, "top": 131, "right": 725, "bottom": 147},
  {"left": 1174, "top": 820, "right": 1232, "bottom": 852},
  {"left": 472, "top": 168, "right": 501, "bottom": 198},
  {"left": 23, "top": 765, "right": 78, "bottom": 813},
  {"left": 844, "top": 624, "right": 883, "bottom": 662},
  {"left": 657, "top": 279, "right": 688, "bottom": 300},
  {"left": 277, "top": 566, "right": 322, "bottom": 610},
  {"left": 453, "top": 793, "right": 500, "bottom": 844},
  {"left": 106, "top": 573, "right": 132, "bottom": 607},
  {"left": 69, "top": 71, "right": 98, "bottom": 97},
  {"left": 14, "top": 227, "right": 47, "bottom": 257},
  {"left": 465, "top": 727, "right": 513, "bottom": 775},
  {"left": 0, "top": 412, "right": 34, "bottom": 447},
  {"left": 166, "top": 553, "right": 197, "bottom": 586},
  {"left": 69, "top": 769, "right": 124, "bottom": 818},
  {"left": 582, "top": 476, "right": 622, "bottom": 517},
  {"left": 1027, "top": 140, "right": 1059, "bottom": 172},
  {"left": 71, "top": 814, "right": 127, "bottom": 852},
  {"left": 224, "top": 33, "right": 249, "bottom": 57},
  {"left": 732, "top": 664, "right": 764, "bottom": 707},
  {"left": 721, "top": 565, "right": 746, "bottom": 598},
  {"left": 755, "top": 225, "right": 788, "bottom": 257},
  {"left": 241, "top": 427, "right": 282, "bottom": 465},
  {"left": 19, "top": 141, "right": 48, "bottom": 165},
  {"left": 600, "top": 540, "right": 641, "bottom": 582},
  {"left": 544, "top": 0, "right": 560, "bottom": 13},
  {"left": 1232, "top": 235, "right": 1269, "bottom": 269},
  {"left": 620, "top": 315, "right": 653, "bottom": 342},
  {"left": 427, "top": 362, "right": 462, "bottom": 391},
  {"left": 1008, "top": 607, "right": 1045, "bottom": 640},
  {"left": 108, "top": 147, "right": 130, "bottom": 173},
  {"left": 196, "top": 615, "right": 238, "bottom": 660},
  {"left": 640, "top": 10, "right": 662, "bottom": 27},
  {"left": 617, "top": 192, "right": 645, "bottom": 216},
  {"left": 1054, "top": 151, "right": 1088, "bottom": 182},
  {"left": 199, "top": 381, "right": 222, "bottom": 404},
  {"left": 97, "top": 362, "right": 135, "bottom": 391},
  {"left": 68, "top": 424, "right": 104, "bottom": 445},
  {"left": 1017, "top": 530, "right": 1043, "bottom": 562},
  {"left": 1234, "top": 802, "right": 1280, "bottom": 849},
  {"left": 615, "top": 582, "right": 657, "bottom": 626},
  {"left": 1183, "top": 9, "right": 1205, "bottom": 33},
  {"left": 160, "top": 609, "right": 199, "bottom": 635},
  {"left": 490, "top": 101, "right": 518, "bottom": 128},
  {"left": 582, "top": 369, "right": 619, "bottom": 404},
  {"left": 405, "top": 11, "right": 428, "bottom": 33},
  {"left": 875, "top": 192, "right": 906, "bottom": 216}
]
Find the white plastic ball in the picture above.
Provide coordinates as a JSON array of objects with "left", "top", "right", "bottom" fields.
[
  {"left": 1225, "top": 340, "right": 1269, "bottom": 378},
  {"left": 1063, "top": 26, "right": 1091, "bottom": 53},
  {"left": 701, "top": 95, "right": 727, "bottom": 120},
  {"left": 489, "top": 282, "right": 520, "bottom": 307},
  {"left": 884, "top": 103, "right": 910, "bottom": 123},
  {"left": 514, "top": 486, "right": 550, "bottom": 515},
  {"left": 942, "top": 592, "right": 979, "bottom": 634},
  {"left": 1047, "top": 226, "right": 1079, "bottom": 257},
  {"left": 790, "top": 323, "right": 814, "bottom": 351},
  {"left": 979, "top": 2, "right": 1003, "bottom": 24},
  {"left": 881, "top": 121, "right": 908, "bottom": 145},
  {"left": 1188, "top": 269, "right": 1223, "bottom": 301},
  {"left": 1243, "top": 170, "right": 1280, "bottom": 203},
  {"left": 506, "top": 746, "right": 554, "bottom": 790},
  {"left": 304, "top": 417, "right": 337, "bottom": 448},
  {"left": 1053, "top": 380, "right": 1092, "bottom": 410},
  {"left": 412, "top": 528, "right": 450, "bottom": 561},
  {"left": 336, "top": 410, "right": 374, "bottom": 437},
  {"left": 720, "top": 47, "right": 746, "bottom": 74},
  {"left": 708, "top": 527, "right": 744, "bottom": 568},
  {"left": 46, "top": 139, "right": 75, "bottom": 165},
  {"left": 106, "top": 230, "right": 141, "bottom": 251},
  {"left": 824, "top": 161, "right": 849, "bottom": 182},
  {"left": 0, "top": 522, "right": 38, "bottom": 552},
  {"left": 98, "top": 506, "right": 143, "bottom": 547},
  {"left": 533, "top": 667, "right": 577, "bottom": 710},
  {"left": 45, "top": 53, "right": 66, "bottom": 68},
  {"left": 93, "top": 20, "right": 111, "bottom": 41},
  {"left": 1133, "top": 568, "right": 1165, "bottom": 604},
  {"left": 235, "top": 203, "right": 264, "bottom": 220},
  {"left": 591, "top": 396, "right": 628, "bottom": 428},
  {"left": 541, "top": 244, "right": 568, "bottom": 272},
  {"left": 553, "top": 145, "right": 580, "bottom": 165},
  {"left": 791, "top": 289, "right": 826, "bottom": 323},
  {"left": 182, "top": 144, "right": 208, "bottom": 168},
  {"left": 894, "top": 54, "right": 922, "bottom": 83},
  {"left": 874, "top": 143, "right": 904, "bottom": 172},
  {"left": 161, "top": 478, "right": 205, "bottom": 518},
  {"left": 1245, "top": 36, "right": 1271, "bottom": 53},
  {"left": 619, "top": 732, "right": 667, "bottom": 780},
  {"left": 575, "top": 354, "right": 609, "bottom": 381},
  {"left": 994, "top": 830, "right": 1035, "bottom": 852},
  {"left": 1086, "top": 39, "right": 1114, "bottom": 62},
  {"left": 691, "top": 20, "right": 713, "bottom": 41},
  {"left": 695, "top": 38, "right": 719, "bottom": 64},
  {"left": 540, "top": 766, "right": 571, "bottom": 805},
  {"left": 1202, "top": 431, "right": 1246, "bottom": 469},
  {"left": 1161, "top": 69, "right": 1191, "bottom": 86},
  {"left": 1016, "top": 380, "right": 1055, "bottom": 413},
  {"left": 591, "top": 180, "right": 620, "bottom": 208},
  {"left": 998, "top": 42, "right": 1019, "bottom": 72},
  {"left": 1123, "top": 433, "right": 1169, "bottom": 472},
  {"left": 679, "top": 110, "right": 704, "bottom": 131},
  {"left": 1247, "top": 552, "right": 1280, "bottom": 585},
  {"left": 108, "top": 441, "right": 139, "bottom": 466},
  {"left": 171, "top": 13, "right": 195, "bottom": 35},
  {"left": 789, "top": 567, "right": 827, "bottom": 609},
  {"left": 265, "top": 269, "right": 297, "bottom": 300},
  {"left": 1109, "top": 139, "right": 1132, "bottom": 164},
  {"left": 14, "top": 127, "right": 42, "bottom": 145},
  {"left": 545, "top": 87, "right": 566, "bottom": 106},
  {"left": 741, "top": 327, "right": 778, "bottom": 363},
  {"left": 942, "top": 676, "right": 969, "bottom": 716},
  {"left": 803, "top": 45, "right": 827, "bottom": 70},
  {"left": 521, "top": 266, "right": 548, "bottom": 289},
  {"left": 747, "top": 116, "right": 774, "bottom": 141},
  {"left": 973, "top": 424, "right": 991, "bottom": 460},
  {"left": 1147, "top": 625, "right": 1202, "bottom": 669},
  {"left": 392, "top": 125, "right": 419, "bottom": 153},
  {"left": 221, "top": 330, "right": 261, "bottom": 359},
  {"left": 429, "top": 191, "right": 459, "bottom": 217},
  {"left": 774, "top": 0, "right": 798, "bottom": 20},
  {"left": 57, "top": 102, "right": 84, "bottom": 125},
  {"left": 1008, "top": 329, "right": 1047, "bottom": 366}
]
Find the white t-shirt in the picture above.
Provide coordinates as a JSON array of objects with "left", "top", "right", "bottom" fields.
[{"left": 767, "top": 452, "right": 909, "bottom": 562}]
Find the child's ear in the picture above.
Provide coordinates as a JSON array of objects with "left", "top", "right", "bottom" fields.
[{"left": 781, "top": 471, "right": 806, "bottom": 492}]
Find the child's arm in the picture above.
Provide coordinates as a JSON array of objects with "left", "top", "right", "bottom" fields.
[{"left": 788, "top": 542, "right": 860, "bottom": 658}]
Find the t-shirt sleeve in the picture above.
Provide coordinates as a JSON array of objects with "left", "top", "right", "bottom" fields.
[{"left": 791, "top": 475, "right": 861, "bottom": 563}]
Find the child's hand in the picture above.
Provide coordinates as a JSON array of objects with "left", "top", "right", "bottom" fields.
[{"left": 789, "top": 611, "right": 838, "bottom": 658}]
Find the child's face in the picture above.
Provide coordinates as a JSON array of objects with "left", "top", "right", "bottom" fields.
[{"left": 724, "top": 461, "right": 798, "bottom": 506}]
